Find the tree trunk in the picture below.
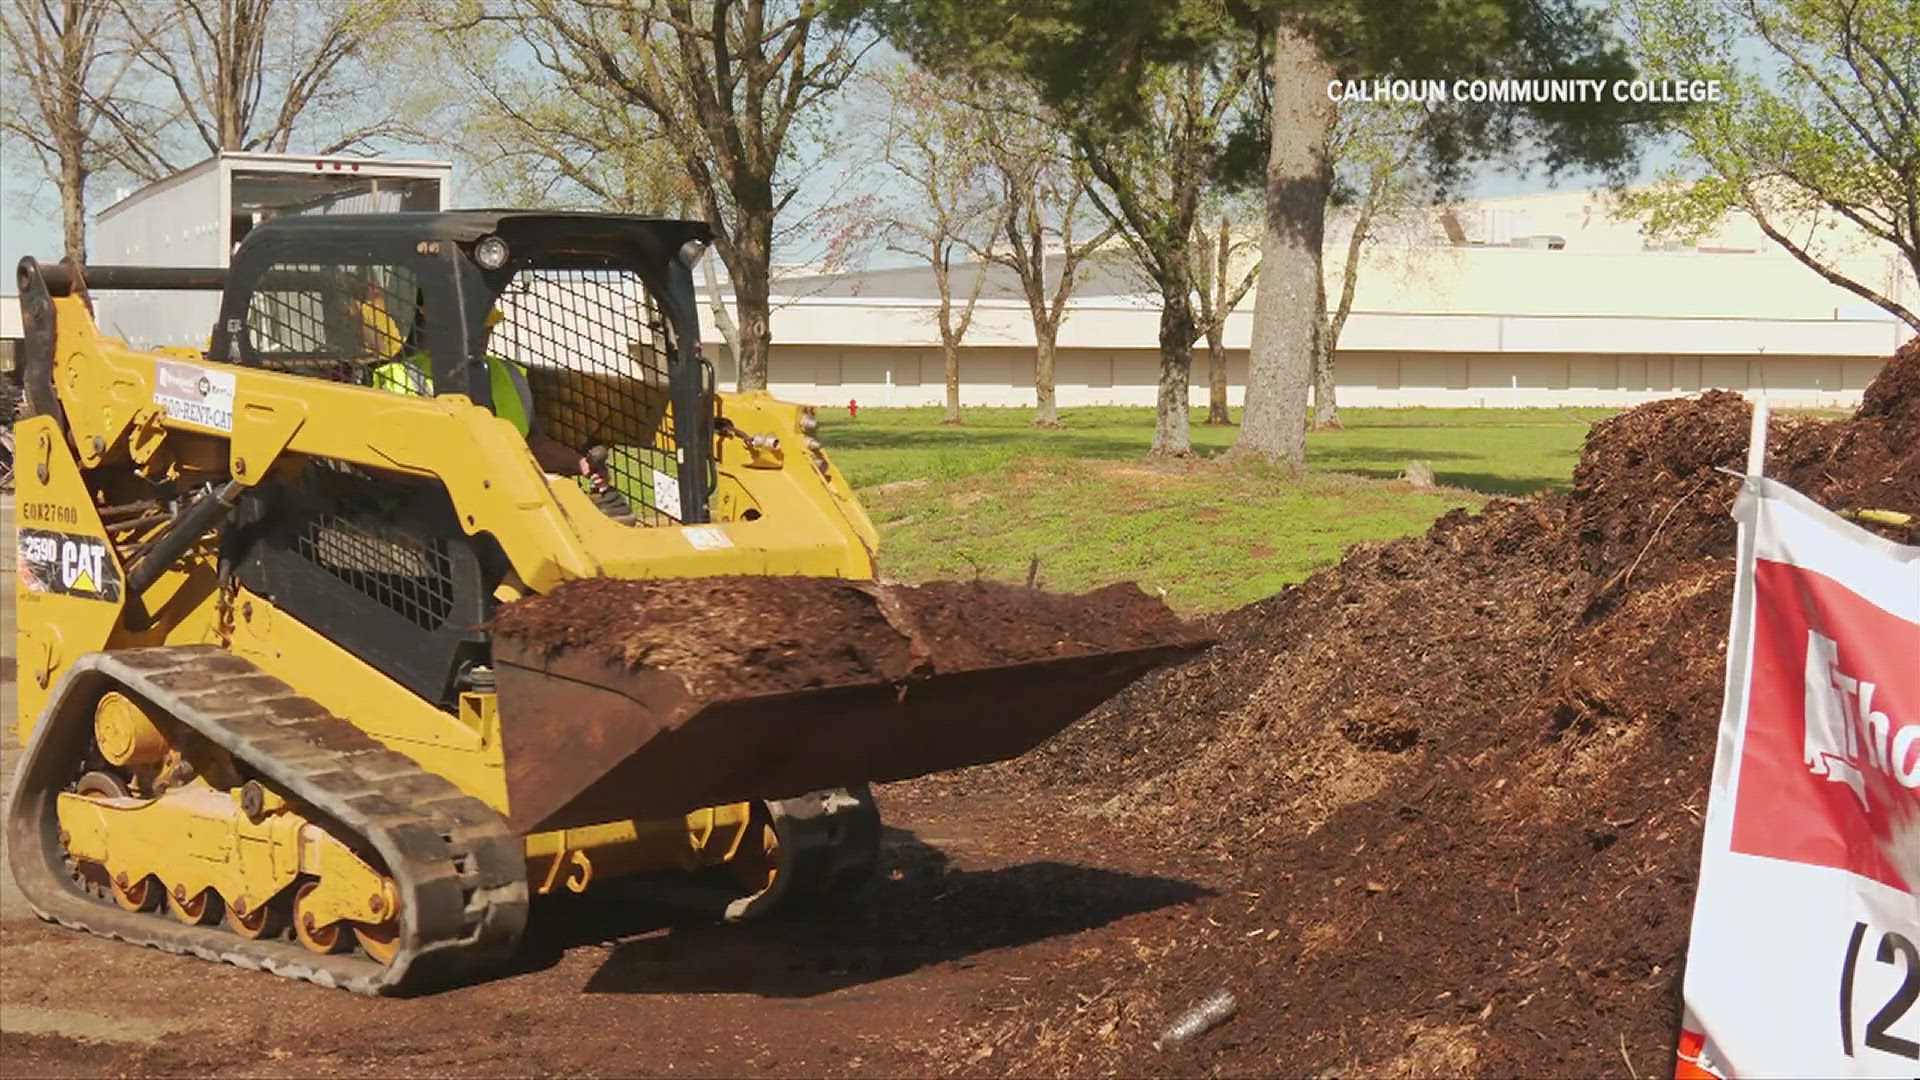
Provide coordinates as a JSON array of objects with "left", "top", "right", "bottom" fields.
[
  {"left": 1204, "top": 321, "right": 1230, "bottom": 424},
  {"left": 1204, "top": 215, "right": 1232, "bottom": 425},
  {"left": 702, "top": 255, "right": 739, "bottom": 378},
  {"left": 1316, "top": 171, "right": 1379, "bottom": 432},
  {"left": 1312, "top": 338, "right": 1340, "bottom": 430},
  {"left": 1152, "top": 283, "right": 1195, "bottom": 456},
  {"left": 1033, "top": 328, "right": 1060, "bottom": 427},
  {"left": 1237, "top": 19, "right": 1334, "bottom": 469},
  {"left": 935, "top": 259, "right": 966, "bottom": 424},
  {"left": 729, "top": 212, "right": 774, "bottom": 391},
  {"left": 943, "top": 340, "right": 962, "bottom": 424},
  {"left": 59, "top": 153, "right": 87, "bottom": 264}
]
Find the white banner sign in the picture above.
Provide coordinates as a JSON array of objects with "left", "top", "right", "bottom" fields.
[{"left": 1677, "top": 470, "right": 1920, "bottom": 1078}]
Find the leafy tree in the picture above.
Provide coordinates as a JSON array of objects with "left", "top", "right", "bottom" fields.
[
  {"left": 1191, "top": 205, "right": 1259, "bottom": 425},
  {"left": 4, "top": 0, "right": 405, "bottom": 262},
  {"left": 854, "top": 64, "right": 1005, "bottom": 424},
  {"left": 465, "top": 0, "right": 874, "bottom": 392},
  {"left": 1315, "top": 99, "right": 1431, "bottom": 430},
  {"left": 831, "top": 70, "right": 1115, "bottom": 428},
  {"left": 431, "top": 47, "right": 696, "bottom": 213},
  {"left": 970, "top": 98, "right": 1114, "bottom": 428},
  {"left": 861, "top": 0, "right": 1656, "bottom": 465},
  {"left": 861, "top": 0, "right": 1255, "bottom": 454},
  {"left": 1619, "top": 0, "right": 1918, "bottom": 330},
  {"left": 416, "top": 9, "right": 727, "bottom": 348},
  {"left": 1079, "top": 51, "right": 1257, "bottom": 454},
  {"left": 1184, "top": 103, "right": 1430, "bottom": 433},
  {"left": 1242, "top": 3, "right": 1655, "bottom": 465}
]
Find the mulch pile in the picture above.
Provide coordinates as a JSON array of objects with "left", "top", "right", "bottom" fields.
[
  {"left": 491, "top": 575, "right": 1201, "bottom": 696},
  {"left": 978, "top": 338, "right": 1919, "bottom": 1076}
]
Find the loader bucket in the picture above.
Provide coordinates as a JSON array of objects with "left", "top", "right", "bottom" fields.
[{"left": 488, "top": 577, "right": 1211, "bottom": 833}]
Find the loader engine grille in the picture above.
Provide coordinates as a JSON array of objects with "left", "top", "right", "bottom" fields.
[
  {"left": 487, "top": 269, "right": 683, "bottom": 527},
  {"left": 231, "top": 471, "right": 496, "bottom": 706},
  {"left": 244, "top": 262, "right": 423, "bottom": 386},
  {"left": 294, "top": 513, "right": 457, "bottom": 630}
]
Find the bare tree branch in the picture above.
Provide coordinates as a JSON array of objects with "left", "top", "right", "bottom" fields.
[
  {"left": 114, "top": 0, "right": 402, "bottom": 166},
  {"left": 486, "top": 0, "right": 872, "bottom": 391},
  {"left": 1, "top": 0, "right": 161, "bottom": 259},
  {"left": 1743, "top": 183, "right": 1920, "bottom": 329}
]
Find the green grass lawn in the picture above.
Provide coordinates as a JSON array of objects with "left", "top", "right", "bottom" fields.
[
  {"left": 819, "top": 405, "right": 1598, "bottom": 495},
  {"left": 818, "top": 405, "right": 1599, "bottom": 613}
]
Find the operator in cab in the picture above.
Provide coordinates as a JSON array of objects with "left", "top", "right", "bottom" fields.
[{"left": 355, "top": 285, "right": 634, "bottom": 520}]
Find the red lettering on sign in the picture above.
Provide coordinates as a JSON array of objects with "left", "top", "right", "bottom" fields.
[{"left": 1729, "top": 559, "right": 1919, "bottom": 891}]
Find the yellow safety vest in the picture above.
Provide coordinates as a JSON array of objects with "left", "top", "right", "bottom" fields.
[
  {"left": 371, "top": 356, "right": 428, "bottom": 395},
  {"left": 371, "top": 353, "right": 533, "bottom": 438},
  {"left": 488, "top": 355, "right": 532, "bottom": 437}
]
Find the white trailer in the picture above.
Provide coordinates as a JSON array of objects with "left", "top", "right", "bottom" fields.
[{"left": 91, "top": 152, "right": 454, "bottom": 349}]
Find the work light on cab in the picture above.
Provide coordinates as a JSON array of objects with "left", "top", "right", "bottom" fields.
[{"left": 473, "top": 234, "right": 510, "bottom": 270}]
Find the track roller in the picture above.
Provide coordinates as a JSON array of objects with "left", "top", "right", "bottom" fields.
[
  {"left": 225, "top": 894, "right": 288, "bottom": 940},
  {"left": 292, "top": 881, "right": 353, "bottom": 954},
  {"left": 168, "top": 885, "right": 221, "bottom": 926},
  {"left": 110, "top": 872, "right": 160, "bottom": 913}
]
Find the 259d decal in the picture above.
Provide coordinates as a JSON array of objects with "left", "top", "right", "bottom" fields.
[{"left": 18, "top": 528, "right": 122, "bottom": 602}]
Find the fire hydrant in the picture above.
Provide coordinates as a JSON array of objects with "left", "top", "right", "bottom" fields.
[{"left": 848, "top": 398, "right": 859, "bottom": 420}]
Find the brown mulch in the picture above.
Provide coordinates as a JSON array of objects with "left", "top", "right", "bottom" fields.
[
  {"left": 963, "top": 338, "right": 1920, "bottom": 1076},
  {"left": 490, "top": 575, "right": 1201, "bottom": 696}
]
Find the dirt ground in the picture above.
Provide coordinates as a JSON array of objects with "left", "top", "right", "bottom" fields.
[
  {"left": 0, "top": 772, "right": 1221, "bottom": 1078},
  {"left": 0, "top": 759, "right": 1221, "bottom": 1076}
]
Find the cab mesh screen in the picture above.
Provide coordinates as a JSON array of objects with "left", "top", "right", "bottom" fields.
[
  {"left": 293, "top": 512, "right": 456, "bottom": 631},
  {"left": 488, "top": 269, "right": 682, "bottom": 526},
  {"left": 244, "top": 263, "right": 424, "bottom": 388}
]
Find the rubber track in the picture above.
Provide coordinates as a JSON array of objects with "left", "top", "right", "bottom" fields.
[{"left": 5, "top": 646, "right": 528, "bottom": 995}]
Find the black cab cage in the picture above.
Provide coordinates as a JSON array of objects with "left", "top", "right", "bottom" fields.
[{"left": 21, "top": 211, "right": 718, "bottom": 526}]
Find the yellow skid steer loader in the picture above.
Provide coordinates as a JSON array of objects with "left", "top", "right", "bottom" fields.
[{"left": 6, "top": 212, "right": 1204, "bottom": 994}]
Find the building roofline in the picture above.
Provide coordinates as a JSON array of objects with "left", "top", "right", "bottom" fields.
[{"left": 98, "top": 151, "right": 455, "bottom": 219}]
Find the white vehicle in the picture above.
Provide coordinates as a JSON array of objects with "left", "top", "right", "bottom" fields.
[{"left": 91, "top": 152, "right": 453, "bottom": 350}]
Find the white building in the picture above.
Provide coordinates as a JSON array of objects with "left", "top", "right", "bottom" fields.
[
  {"left": 1, "top": 293, "right": 20, "bottom": 381},
  {"left": 707, "top": 189, "right": 1915, "bottom": 410},
  {"left": 9, "top": 187, "right": 1909, "bottom": 411}
]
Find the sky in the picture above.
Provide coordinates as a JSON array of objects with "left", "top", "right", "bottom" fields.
[
  {"left": 0, "top": 31, "right": 1678, "bottom": 281},
  {"left": 0, "top": 145, "right": 1656, "bottom": 289}
]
